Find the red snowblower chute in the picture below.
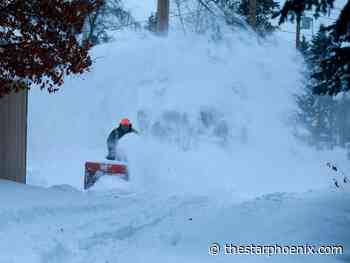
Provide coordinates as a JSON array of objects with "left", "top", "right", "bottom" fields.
[{"left": 84, "top": 161, "right": 129, "bottom": 190}]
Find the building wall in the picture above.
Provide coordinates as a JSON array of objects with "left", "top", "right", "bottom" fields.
[{"left": 0, "top": 90, "right": 28, "bottom": 183}]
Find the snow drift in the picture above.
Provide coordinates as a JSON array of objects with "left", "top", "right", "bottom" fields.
[{"left": 0, "top": 180, "right": 349, "bottom": 263}]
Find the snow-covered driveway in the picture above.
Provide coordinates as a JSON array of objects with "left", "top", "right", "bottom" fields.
[{"left": 0, "top": 180, "right": 349, "bottom": 263}]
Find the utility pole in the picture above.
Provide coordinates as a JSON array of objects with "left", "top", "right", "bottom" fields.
[
  {"left": 156, "top": 0, "right": 170, "bottom": 35},
  {"left": 296, "top": 15, "right": 301, "bottom": 49},
  {"left": 248, "top": 0, "right": 257, "bottom": 29}
]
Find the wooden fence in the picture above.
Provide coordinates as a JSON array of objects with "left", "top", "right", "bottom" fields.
[{"left": 0, "top": 90, "right": 28, "bottom": 183}]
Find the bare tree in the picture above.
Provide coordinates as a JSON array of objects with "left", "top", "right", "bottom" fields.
[
  {"left": 165, "top": 0, "right": 246, "bottom": 36},
  {"left": 83, "top": 0, "right": 139, "bottom": 45}
]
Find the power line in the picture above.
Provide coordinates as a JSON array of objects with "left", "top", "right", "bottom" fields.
[
  {"left": 103, "top": 6, "right": 340, "bottom": 39},
  {"left": 279, "top": 29, "right": 295, "bottom": 34},
  {"left": 303, "top": 10, "right": 339, "bottom": 21},
  {"left": 333, "top": 7, "right": 344, "bottom": 11},
  {"left": 279, "top": 29, "right": 313, "bottom": 38}
]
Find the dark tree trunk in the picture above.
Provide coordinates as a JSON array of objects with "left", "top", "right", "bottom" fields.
[
  {"left": 249, "top": 0, "right": 257, "bottom": 29},
  {"left": 296, "top": 15, "right": 301, "bottom": 49},
  {"left": 156, "top": 0, "right": 169, "bottom": 35}
]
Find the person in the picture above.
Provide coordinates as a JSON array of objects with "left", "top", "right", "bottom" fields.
[{"left": 106, "top": 118, "right": 138, "bottom": 161}]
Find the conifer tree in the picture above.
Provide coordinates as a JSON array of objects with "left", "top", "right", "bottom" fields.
[
  {"left": 313, "top": 1, "right": 350, "bottom": 95},
  {"left": 296, "top": 28, "right": 336, "bottom": 148},
  {"left": 238, "top": 0, "right": 279, "bottom": 35}
]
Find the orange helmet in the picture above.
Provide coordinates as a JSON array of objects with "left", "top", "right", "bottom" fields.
[{"left": 120, "top": 118, "right": 131, "bottom": 126}]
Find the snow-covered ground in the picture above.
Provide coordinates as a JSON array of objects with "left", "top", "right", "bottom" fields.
[
  {"left": 1, "top": 180, "right": 349, "bottom": 262},
  {"left": 3, "top": 17, "right": 349, "bottom": 262}
]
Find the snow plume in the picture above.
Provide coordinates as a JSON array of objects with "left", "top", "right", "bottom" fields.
[{"left": 28, "top": 30, "right": 333, "bottom": 198}]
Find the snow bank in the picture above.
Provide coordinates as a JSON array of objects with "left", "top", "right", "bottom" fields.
[
  {"left": 28, "top": 30, "right": 341, "bottom": 197},
  {"left": 0, "top": 180, "right": 349, "bottom": 262}
]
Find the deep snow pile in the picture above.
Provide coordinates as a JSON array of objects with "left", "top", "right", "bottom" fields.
[
  {"left": 28, "top": 30, "right": 345, "bottom": 197},
  {"left": 0, "top": 180, "right": 349, "bottom": 263}
]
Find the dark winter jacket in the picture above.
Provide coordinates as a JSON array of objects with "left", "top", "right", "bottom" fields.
[
  {"left": 106, "top": 124, "right": 138, "bottom": 160},
  {"left": 107, "top": 124, "right": 138, "bottom": 143}
]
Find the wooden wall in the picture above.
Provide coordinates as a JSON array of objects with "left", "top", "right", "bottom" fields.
[{"left": 0, "top": 90, "right": 28, "bottom": 183}]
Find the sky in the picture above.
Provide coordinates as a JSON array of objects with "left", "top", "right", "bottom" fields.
[{"left": 122, "top": 0, "right": 156, "bottom": 21}]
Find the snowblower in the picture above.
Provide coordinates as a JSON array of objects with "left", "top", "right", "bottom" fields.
[
  {"left": 84, "top": 161, "right": 129, "bottom": 190},
  {"left": 84, "top": 118, "right": 137, "bottom": 190}
]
